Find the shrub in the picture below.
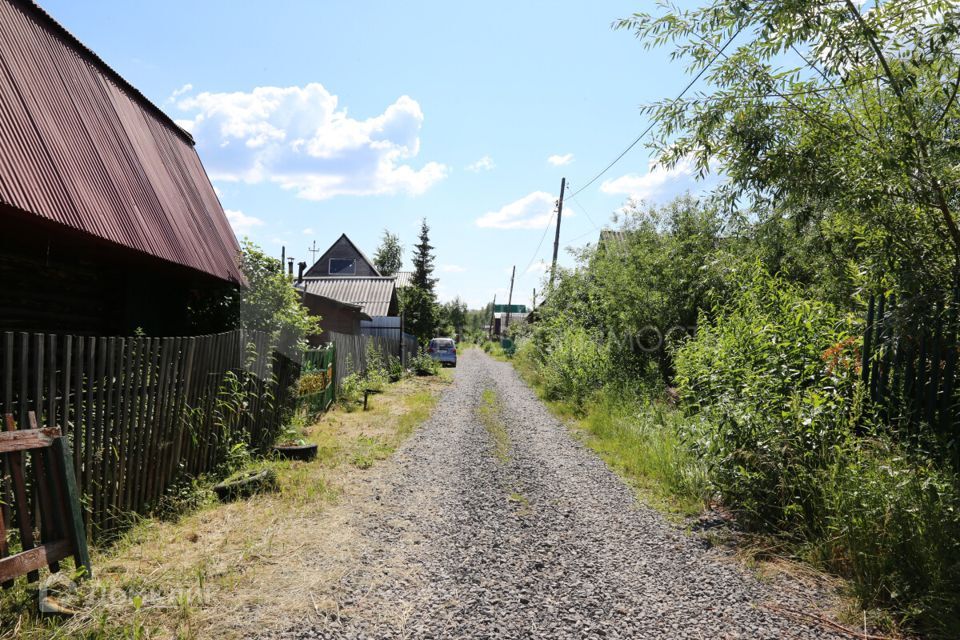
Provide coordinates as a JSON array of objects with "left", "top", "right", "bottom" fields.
[
  {"left": 674, "top": 266, "right": 861, "bottom": 535},
  {"left": 338, "top": 372, "right": 364, "bottom": 410},
  {"left": 410, "top": 348, "right": 440, "bottom": 376},
  {"left": 540, "top": 324, "right": 610, "bottom": 410},
  {"left": 823, "top": 442, "right": 960, "bottom": 635}
]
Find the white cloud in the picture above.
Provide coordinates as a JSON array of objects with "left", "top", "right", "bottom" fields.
[
  {"left": 441, "top": 264, "right": 466, "bottom": 273},
  {"left": 547, "top": 153, "right": 574, "bottom": 166},
  {"left": 167, "top": 83, "right": 193, "bottom": 102},
  {"left": 601, "top": 157, "right": 704, "bottom": 201},
  {"left": 466, "top": 155, "right": 495, "bottom": 172},
  {"left": 303, "top": 227, "right": 315, "bottom": 235},
  {"left": 224, "top": 209, "right": 264, "bottom": 236},
  {"left": 475, "top": 191, "right": 571, "bottom": 230},
  {"left": 175, "top": 83, "right": 448, "bottom": 200}
]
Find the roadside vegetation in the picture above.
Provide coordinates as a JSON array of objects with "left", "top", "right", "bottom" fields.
[
  {"left": 478, "top": 388, "right": 510, "bottom": 462},
  {"left": 0, "top": 373, "right": 448, "bottom": 640},
  {"left": 511, "top": 2, "right": 960, "bottom": 636}
]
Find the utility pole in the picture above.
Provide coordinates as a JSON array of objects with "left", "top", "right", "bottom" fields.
[
  {"left": 532, "top": 288, "right": 536, "bottom": 310},
  {"left": 307, "top": 240, "right": 320, "bottom": 264},
  {"left": 505, "top": 265, "right": 516, "bottom": 329},
  {"left": 489, "top": 295, "right": 497, "bottom": 338},
  {"left": 549, "top": 177, "right": 566, "bottom": 289}
]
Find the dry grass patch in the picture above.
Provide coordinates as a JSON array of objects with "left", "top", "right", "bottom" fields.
[{"left": 1, "top": 373, "right": 448, "bottom": 640}]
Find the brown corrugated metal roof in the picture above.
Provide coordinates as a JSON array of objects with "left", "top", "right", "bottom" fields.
[
  {"left": 299, "top": 277, "right": 397, "bottom": 317},
  {"left": 0, "top": 0, "right": 244, "bottom": 284}
]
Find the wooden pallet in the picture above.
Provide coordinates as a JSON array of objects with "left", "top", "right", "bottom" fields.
[{"left": 0, "top": 411, "right": 90, "bottom": 587}]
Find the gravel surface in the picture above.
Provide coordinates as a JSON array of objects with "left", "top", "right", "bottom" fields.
[{"left": 276, "top": 349, "right": 847, "bottom": 639}]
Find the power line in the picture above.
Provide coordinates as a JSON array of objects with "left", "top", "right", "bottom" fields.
[
  {"left": 567, "top": 24, "right": 748, "bottom": 201},
  {"left": 522, "top": 210, "right": 556, "bottom": 276}
]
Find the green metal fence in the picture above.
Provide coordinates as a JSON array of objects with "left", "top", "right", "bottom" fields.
[{"left": 300, "top": 344, "right": 336, "bottom": 413}]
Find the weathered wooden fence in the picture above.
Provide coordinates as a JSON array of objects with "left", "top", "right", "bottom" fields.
[
  {"left": 861, "top": 291, "right": 960, "bottom": 467},
  {"left": 0, "top": 329, "right": 300, "bottom": 538}
]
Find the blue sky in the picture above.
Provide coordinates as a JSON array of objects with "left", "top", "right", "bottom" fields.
[{"left": 41, "top": 0, "right": 714, "bottom": 308}]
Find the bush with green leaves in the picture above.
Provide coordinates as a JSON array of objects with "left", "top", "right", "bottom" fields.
[
  {"left": 823, "top": 440, "right": 960, "bottom": 635},
  {"left": 540, "top": 324, "right": 610, "bottom": 410},
  {"left": 410, "top": 348, "right": 440, "bottom": 376},
  {"left": 674, "top": 266, "right": 862, "bottom": 534}
]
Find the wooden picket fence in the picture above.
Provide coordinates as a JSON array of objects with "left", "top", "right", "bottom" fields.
[
  {"left": 861, "top": 291, "right": 960, "bottom": 467},
  {"left": 0, "top": 329, "right": 301, "bottom": 539}
]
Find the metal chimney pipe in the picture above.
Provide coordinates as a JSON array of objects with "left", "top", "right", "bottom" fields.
[{"left": 297, "top": 261, "right": 307, "bottom": 283}]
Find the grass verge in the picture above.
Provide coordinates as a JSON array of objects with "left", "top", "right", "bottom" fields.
[
  {"left": 477, "top": 388, "right": 510, "bottom": 462},
  {"left": 0, "top": 373, "right": 448, "bottom": 640}
]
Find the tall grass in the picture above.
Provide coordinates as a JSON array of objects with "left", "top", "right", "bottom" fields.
[{"left": 577, "top": 389, "right": 711, "bottom": 515}]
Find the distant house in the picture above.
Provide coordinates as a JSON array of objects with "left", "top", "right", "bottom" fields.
[
  {"left": 298, "top": 277, "right": 399, "bottom": 320},
  {"left": 0, "top": 0, "right": 243, "bottom": 335},
  {"left": 297, "top": 234, "right": 401, "bottom": 339},
  {"left": 303, "top": 234, "right": 382, "bottom": 278},
  {"left": 300, "top": 292, "right": 371, "bottom": 346}
]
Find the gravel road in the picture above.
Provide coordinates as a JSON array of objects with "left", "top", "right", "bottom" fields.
[{"left": 282, "top": 349, "right": 847, "bottom": 639}]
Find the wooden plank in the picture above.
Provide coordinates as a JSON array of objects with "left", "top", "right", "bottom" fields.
[
  {"left": 0, "top": 428, "right": 61, "bottom": 453},
  {"left": 105, "top": 338, "right": 122, "bottom": 529},
  {"left": 123, "top": 338, "right": 146, "bottom": 511},
  {"left": 52, "top": 436, "right": 91, "bottom": 578},
  {"left": 0, "top": 540, "right": 71, "bottom": 585},
  {"left": 130, "top": 338, "right": 150, "bottom": 513},
  {"left": 158, "top": 338, "right": 185, "bottom": 492},
  {"left": 92, "top": 337, "right": 107, "bottom": 533},
  {"left": 5, "top": 414, "right": 38, "bottom": 582},
  {"left": 34, "top": 335, "right": 44, "bottom": 432},
  {"left": 115, "top": 338, "right": 134, "bottom": 514},
  {"left": 169, "top": 338, "right": 196, "bottom": 484},
  {"left": 62, "top": 335, "right": 73, "bottom": 452},
  {"left": 188, "top": 335, "right": 210, "bottom": 474},
  {"left": 1, "top": 332, "right": 13, "bottom": 571},
  {"left": 72, "top": 337, "right": 83, "bottom": 481},
  {"left": 18, "top": 334, "right": 28, "bottom": 441},
  {"left": 28, "top": 413, "right": 61, "bottom": 573},
  {"left": 134, "top": 339, "right": 158, "bottom": 512},
  {"left": 145, "top": 338, "right": 173, "bottom": 505},
  {"left": 83, "top": 337, "right": 95, "bottom": 537},
  {"left": 46, "top": 334, "right": 56, "bottom": 432}
]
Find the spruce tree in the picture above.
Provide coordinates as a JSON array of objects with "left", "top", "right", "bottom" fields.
[
  {"left": 411, "top": 219, "right": 436, "bottom": 294},
  {"left": 403, "top": 219, "right": 439, "bottom": 341}
]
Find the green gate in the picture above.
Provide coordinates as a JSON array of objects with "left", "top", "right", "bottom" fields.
[{"left": 300, "top": 344, "right": 336, "bottom": 412}]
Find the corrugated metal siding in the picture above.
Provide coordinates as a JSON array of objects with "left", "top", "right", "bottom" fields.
[
  {"left": 300, "top": 277, "right": 397, "bottom": 317},
  {"left": 0, "top": 0, "right": 243, "bottom": 284}
]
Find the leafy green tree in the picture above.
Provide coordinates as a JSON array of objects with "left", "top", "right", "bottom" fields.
[
  {"left": 620, "top": 0, "right": 960, "bottom": 306},
  {"left": 231, "top": 240, "right": 319, "bottom": 338},
  {"left": 439, "top": 297, "right": 468, "bottom": 338},
  {"left": 372, "top": 229, "right": 403, "bottom": 276}
]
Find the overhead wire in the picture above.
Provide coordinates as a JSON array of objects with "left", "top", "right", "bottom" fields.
[{"left": 565, "top": 22, "right": 749, "bottom": 201}]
